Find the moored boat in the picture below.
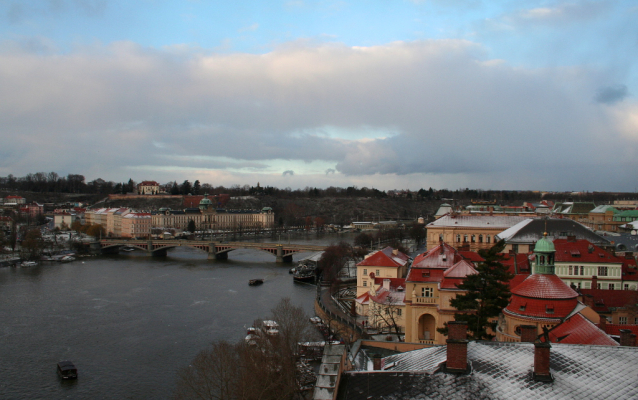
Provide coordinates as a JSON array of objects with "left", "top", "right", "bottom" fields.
[
  {"left": 249, "top": 279, "right": 264, "bottom": 286},
  {"left": 20, "top": 261, "right": 38, "bottom": 268}
]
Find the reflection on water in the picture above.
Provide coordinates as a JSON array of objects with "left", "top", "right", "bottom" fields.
[{"left": 0, "top": 234, "right": 353, "bottom": 399}]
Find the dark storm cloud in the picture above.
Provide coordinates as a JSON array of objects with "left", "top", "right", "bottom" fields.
[
  {"left": 595, "top": 84, "right": 629, "bottom": 104},
  {"left": 0, "top": 38, "right": 636, "bottom": 190}
]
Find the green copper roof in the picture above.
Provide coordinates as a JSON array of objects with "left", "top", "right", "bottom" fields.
[
  {"left": 199, "top": 195, "right": 213, "bottom": 205},
  {"left": 534, "top": 236, "right": 555, "bottom": 253}
]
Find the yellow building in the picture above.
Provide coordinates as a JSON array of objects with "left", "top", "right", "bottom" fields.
[
  {"left": 355, "top": 247, "right": 410, "bottom": 298},
  {"left": 402, "top": 243, "right": 479, "bottom": 344},
  {"left": 426, "top": 214, "right": 530, "bottom": 252}
]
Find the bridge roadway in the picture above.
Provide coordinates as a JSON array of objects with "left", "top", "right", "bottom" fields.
[{"left": 96, "top": 239, "right": 327, "bottom": 263}]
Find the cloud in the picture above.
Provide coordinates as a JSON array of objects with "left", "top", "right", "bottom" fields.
[
  {"left": 595, "top": 84, "right": 628, "bottom": 104},
  {"left": 0, "top": 38, "right": 637, "bottom": 190}
]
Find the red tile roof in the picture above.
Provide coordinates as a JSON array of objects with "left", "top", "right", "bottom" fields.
[
  {"left": 406, "top": 268, "right": 445, "bottom": 283},
  {"left": 511, "top": 274, "right": 578, "bottom": 299},
  {"left": 553, "top": 239, "right": 623, "bottom": 264},
  {"left": 505, "top": 295, "right": 578, "bottom": 319},
  {"left": 508, "top": 274, "right": 530, "bottom": 291},
  {"left": 357, "top": 247, "right": 409, "bottom": 268},
  {"left": 412, "top": 242, "right": 463, "bottom": 269},
  {"left": 373, "top": 277, "right": 406, "bottom": 290},
  {"left": 598, "top": 324, "right": 638, "bottom": 336},
  {"left": 500, "top": 253, "right": 531, "bottom": 275},
  {"left": 548, "top": 313, "right": 618, "bottom": 346},
  {"left": 579, "top": 288, "right": 638, "bottom": 310},
  {"left": 458, "top": 251, "right": 484, "bottom": 263}
]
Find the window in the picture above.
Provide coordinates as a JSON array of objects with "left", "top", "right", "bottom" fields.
[
  {"left": 598, "top": 266, "right": 608, "bottom": 276},
  {"left": 609, "top": 283, "right": 614, "bottom": 290},
  {"left": 422, "top": 287, "right": 433, "bottom": 297},
  {"left": 597, "top": 283, "right": 601, "bottom": 289},
  {"left": 471, "top": 235, "right": 476, "bottom": 243},
  {"left": 569, "top": 265, "right": 573, "bottom": 275},
  {"left": 625, "top": 284, "right": 629, "bottom": 290},
  {"left": 397, "top": 309, "right": 402, "bottom": 316},
  {"left": 546, "top": 305, "right": 554, "bottom": 314},
  {"left": 512, "top": 244, "right": 519, "bottom": 253},
  {"left": 363, "top": 281, "right": 367, "bottom": 287},
  {"left": 456, "top": 234, "right": 461, "bottom": 243},
  {"left": 463, "top": 235, "right": 468, "bottom": 243},
  {"left": 577, "top": 282, "right": 582, "bottom": 289},
  {"left": 486, "top": 235, "right": 491, "bottom": 243},
  {"left": 619, "top": 317, "right": 627, "bottom": 325},
  {"left": 580, "top": 266, "right": 584, "bottom": 276},
  {"left": 635, "top": 317, "right": 638, "bottom": 324},
  {"left": 479, "top": 235, "right": 483, "bottom": 243},
  {"left": 363, "top": 269, "right": 367, "bottom": 275},
  {"left": 376, "top": 269, "right": 380, "bottom": 276}
]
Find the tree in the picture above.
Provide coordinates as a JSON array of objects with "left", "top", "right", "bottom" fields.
[
  {"left": 408, "top": 223, "right": 426, "bottom": 246},
  {"left": 21, "top": 229, "right": 44, "bottom": 260},
  {"left": 181, "top": 180, "right": 192, "bottom": 195},
  {"left": 193, "top": 180, "right": 201, "bottom": 195},
  {"left": 174, "top": 298, "right": 317, "bottom": 400},
  {"left": 367, "top": 290, "right": 404, "bottom": 340},
  {"left": 354, "top": 232, "right": 373, "bottom": 249},
  {"left": 187, "top": 219, "right": 196, "bottom": 234},
  {"left": 438, "top": 239, "right": 513, "bottom": 340},
  {"left": 318, "top": 242, "right": 352, "bottom": 285}
]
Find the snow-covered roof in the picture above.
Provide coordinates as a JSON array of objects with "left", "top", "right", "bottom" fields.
[
  {"left": 341, "top": 341, "right": 638, "bottom": 399},
  {"left": 428, "top": 214, "right": 530, "bottom": 228}
]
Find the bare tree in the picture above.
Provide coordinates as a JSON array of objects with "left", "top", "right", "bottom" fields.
[{"left": 367, "top": 292, "right": 404, "bottom": 340}]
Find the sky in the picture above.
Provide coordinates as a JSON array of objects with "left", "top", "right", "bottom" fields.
[{"left": 1, "top": 0, "right": 637, "bottom": 192}]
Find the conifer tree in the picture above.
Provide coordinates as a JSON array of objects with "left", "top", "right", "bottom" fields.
[{"left": 438, "top": 239, "right": 513, "bottom": 340}]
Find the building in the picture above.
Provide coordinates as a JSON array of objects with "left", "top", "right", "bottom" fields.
[
  {"left": 121, "top": 213, "right": 152, "bottom": 238},
  {"left": 355, "top": 247, "right": 410, "bottom": 297},
  {"left": 579, "top": 288, "right": 638, "bottom": 325},
  {"left": 553, "top": 237, "right": 634, "bottom": 290},
  {"left": 151, "top": 194, "right": 274, "bottom": 233},
  {"left": 53, "top": 212, "right": 74, "bottom": 230},
  {"left": 4, "top": 195, "right": 25, "bottom": 204},
  {"left": 426, "top": 214, "right": 530, "bottom": 251},
  {"left": 496, "top": 218, "right": 610, "bottom": 253},
  {"left": 552, "top": 202, "right": 596, "bottom": 223},
  {"left": 402, "top": 242, "right": 480, "bottom": 344},
  {"left": 137, "top": 181, "right": 161, "bottom": 195},
  {"left": 583, "top": 204, "right": 621, "bottom": 232},
  {"left": 496, "top": 234, "right": 612, "bottom": 345}
]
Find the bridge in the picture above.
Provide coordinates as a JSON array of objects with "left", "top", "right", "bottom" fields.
[{"left": 95, "top": 239, "right": 327, "bottom": 263}]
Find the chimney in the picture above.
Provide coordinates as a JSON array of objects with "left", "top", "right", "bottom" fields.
[
  {"left": 592, "top": 276, "right": 598, "bottom": 290},
  {"left": 619, "top": 329, "right": 636, "bottom": 347},
  {"left": 383, "top": 279, "right": 391, "bottom": 291},
  {"left": 520, "top": 325, "right": 537, "bottom": 343},
  {"left": 446, "top": 321, "right": 468, "bottom": 373},
  {"left": 599, "top": 315, "right": 607, "bottom": 333},
  {"left": 533, "top": 342, "right": 553, "bottom": 382},
  {"left": 372, "top": 354, "right": 384, "bottom": 370}
]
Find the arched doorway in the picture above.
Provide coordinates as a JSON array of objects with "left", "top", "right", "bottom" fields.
[{"left": 418, "top": 314, "right": 436, "bottom": 342}]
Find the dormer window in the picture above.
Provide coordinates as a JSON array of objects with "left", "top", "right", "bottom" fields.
[
  {"left": 519, "top": 302, "right": 527, "bottom": 312},
  {"left": 546, "top": 305, "right": 554, "bottom": 314},
  {"left": 422, "top": 271, "right": 430, "bottom": 278}
]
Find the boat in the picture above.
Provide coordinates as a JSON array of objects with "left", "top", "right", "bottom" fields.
[
  {"left": 293, "top": 264, "right": 316, "bottom": 283},
  {"left": 248, "top": 279, "right": 264, "bottom": 286},
  {"left": 122, "top": 247, "right": 136, "bottom": 252},
  {"left": 59, "top": 255, "right": 76, "bottom": 263},
  {"left": 57, "top": 361, "right": 78, "bottom": 379},
  {"left": 20, "top": 261, "right": 38, "bottom": 268}
]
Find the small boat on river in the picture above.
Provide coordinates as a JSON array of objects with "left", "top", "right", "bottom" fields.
[
  {"left": 20, "top": 261, "right": 38, "bottom": 268},
  {"left": 249, "top": 279, "right": 264, "bottom": 286},
  {"left": 57, "top": 361, "right": 78, "bottom": 379}
]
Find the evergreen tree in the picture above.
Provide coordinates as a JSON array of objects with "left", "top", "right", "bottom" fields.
[
  {"left": 438, "top": 239, "right": 513, "bottom": 340},
  {"left": 192, "top": 180, "right": 201, "bottom": 195},
  {"left": 187, "top": 219, "right": 196, "bottom": 233},
  {"left": 170, "top": 181, "right": 180, "bottom": 195}
]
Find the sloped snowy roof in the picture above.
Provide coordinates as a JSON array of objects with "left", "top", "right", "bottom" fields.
[
  {"left": 340, "top": 341, "right": 638, "bottom": 400},
  {"left": 495, "top": 218, "right": 609, "bottom": 245},
  {"left": 428, "top": 215, "right": 530, "bottom": 228}
]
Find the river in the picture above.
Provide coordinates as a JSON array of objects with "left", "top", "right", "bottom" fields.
[{"left": 0, "top": 233, "right": 354, "bottom": 399}]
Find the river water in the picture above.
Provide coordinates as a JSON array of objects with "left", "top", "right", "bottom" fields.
[{"left": 0, "top": 233, "right": 353, "bottom": 399}]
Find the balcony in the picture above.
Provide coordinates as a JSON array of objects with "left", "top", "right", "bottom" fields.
[
  {"left": 414, "top": 296, "right": 438, "bottom": 304},
  {"left": 419, "top": 339, "right": 435, "bottom": 345}
]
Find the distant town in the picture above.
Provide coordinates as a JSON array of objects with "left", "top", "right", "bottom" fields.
[{"left": 3, "top": 172, "right": 638, "bottom": 399}]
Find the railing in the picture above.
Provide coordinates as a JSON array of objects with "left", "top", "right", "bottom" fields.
[
  {"left": 414, "top": 296, "right": 438, "bottom": 304},
  {"left": 315, "top": 284, "right": 365, "bottom": 336},
  {"left": 418, "top": 339, "right": 435, "bottom": 345}
]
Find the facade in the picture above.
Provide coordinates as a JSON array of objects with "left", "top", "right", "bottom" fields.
[
  {"left": 553, "top": 238, "right": 632, "bottom": 290},
  {"left": 151, "top": 195, "right": 275, "bottom": 232},
  {"left": 426, "top": 214, "right": 530, "bottom": 251},
  {"left": 582, "top": 205, "right": 621, "bottom": 232},
  {"left": 5, "top": 195, "right": 26, "bottom": 204},
  {"left": 137, "top": 181, "right": 161, "bottom": 195},
  {"left": 552, "top": 202, "right": 596, "bottom": 223},
  {"left": 121, "top": 213, "right": 152, "bottom": 238},
  {"left": 53, "top": 213, "right": 74, "bottom": 230}
]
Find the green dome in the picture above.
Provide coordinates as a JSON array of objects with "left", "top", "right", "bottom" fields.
[
  {"left": 199, "top": 195, "right": 213, "bottom": 205},
  {"left": 534, "top": 235, "right": 555, "bottom": 253}
]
